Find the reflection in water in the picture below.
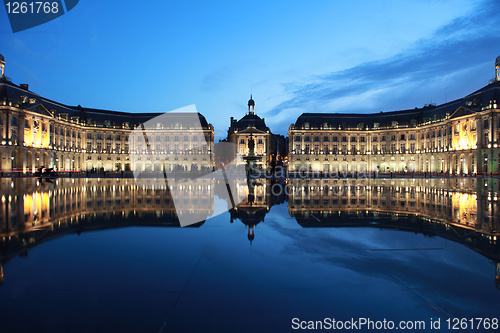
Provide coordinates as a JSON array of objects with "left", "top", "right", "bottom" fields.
[
  {"left": 1, "top": 177, "right": 499, "bottom": 287},
  {"left": 288, "top": 178, "right": 500, "bottom": 288}
]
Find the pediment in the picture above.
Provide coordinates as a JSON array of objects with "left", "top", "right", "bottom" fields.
[
  {"left": 25, "top": 103, "right": 55, "bottom": 118},
  {"left": 449, "top": 106, "right": 476, "bottom": 120},
  {"left": 238, "top": 127, "right": 267, "bottom": 134}
]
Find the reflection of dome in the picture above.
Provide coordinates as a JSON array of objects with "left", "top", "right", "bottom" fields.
[
  {"left": 248, "top": 232, "right": 255, "bottom": 242},
  {"left": 0, "top": 53, "right": 4, "bottom": 62},
  {"left": 496, "top": 55, "right": 500, "bottom": 67}
]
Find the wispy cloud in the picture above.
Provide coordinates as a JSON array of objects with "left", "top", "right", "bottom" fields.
[{"left": 265, "top": 0, "right": 500, "bottom": 134}]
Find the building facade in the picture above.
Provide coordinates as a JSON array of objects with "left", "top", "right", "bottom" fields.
[
  {"left": 0, "top": 54, "right": 214, "bottom": 173},
  {"left": 227, "top": 96, "right": 285, "bottom": 170},
  {"left": 288, "top": 56, "right": 500, "bottom": 175}
]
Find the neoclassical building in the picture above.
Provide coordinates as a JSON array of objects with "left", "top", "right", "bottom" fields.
[
  {"left": 227, "top": 96, "right": 286, "bottom": 170},
  {"left": 0, "top": 54, "right": 214, "bottom": 173},
  {"left": 288, "top": 56, "right": 500, "bottom": 175}
]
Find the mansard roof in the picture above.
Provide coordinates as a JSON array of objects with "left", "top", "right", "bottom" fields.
[
  {"left": 294, "top": 80, "right": 500, "bottom": 130},
  {"left": 0, "top": 78, "right": 210, "bottom": 129}
]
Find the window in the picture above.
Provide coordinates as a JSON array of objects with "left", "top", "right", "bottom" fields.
[
  {"left": 410, "top": 143, "right": 415, "bottom": 153},
  {"left": 342, "top": 136, "right": 347, "bottom": 142},
  {"left": 183, "top": 136, "right": 189, "bottom": 142},
  {"left": 372, "top": 136, "right": 378, "bottom": 142},
  {"left": 351, "top": 144, "right": 356, "bottom": 153},
  {"left": 400, "top": 134, "right": 405, "bottom": 140},
  {"left": 97, "top": 133, "right": 102, "bottom": 140},
  {"left": 87, "top": 133, "right": 92, "bottom": 139},
  {"left": 410, "top": 134, "right": 415, "bottom": 140},
  {"left": 323, "top": 136, "right": 329, "bottom": 142},
  {"left": 351, "top": 137, "right": 357, "bottom": 142},
  {"left": 97, "top": 142, "right": 102, "bottom": 151},
  {"left": 86, "top": 142, "right": 91, "bottom": 151},
  {"left": 391, "top": 143, "right": 396, "bottom": 153},
  {"left": 323, "top": 145, "right": 329, "bottom": 153},
  {"left": 360, "top": 137, "right": 366, "bottom": 142},
  {"left": 332, "top": 136, "right": 338, "bottom": 142},
  {"left": 304, "top": 136, "right": 310, "bottom": 142},
  {"left": 258, "top": 138, "right": 263, "bottom": 144},
  {"left": 400, "top": 143, "right": 405, "bottom": 152},
  {"left": 332, "top": 145, "right": 338, "bottom": 154},
  {"left": 314, "top": 136, "right": 320, "bottom": 142},
  {"left": 372, "top": 145, "right": 378, "bottom": 153},
  {"left": 381, "top": 136, "right": 386, "bottom": 141},
  {"left": 240, "top": 138, "right": 245, "bottom": 144},
  {"left": 294, "top": 136, "right": 301, "bottom": 142},
  {"left": 484, "top": 119, "right": 489, "bottom": 129},
  {"left": 391, "top": 135, "right": 396, "bottom": 141}
]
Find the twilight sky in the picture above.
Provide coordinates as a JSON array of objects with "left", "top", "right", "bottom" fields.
[{"left": 1, "top": 0, "right": 499, "bottom": 140}]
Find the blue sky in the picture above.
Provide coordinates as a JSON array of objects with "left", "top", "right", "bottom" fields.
[{"left": 1, "top": 0, "right": 499, "bottom": 140}]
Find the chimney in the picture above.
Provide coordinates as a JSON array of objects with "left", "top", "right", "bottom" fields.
[{"left": 20, "top": 84, "right": 29, "bottom": 90}]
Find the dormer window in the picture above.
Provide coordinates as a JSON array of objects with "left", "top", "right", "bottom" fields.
[
  {"left": 373, "top": 122, "right": 379, "bottom": 129},
  {"left": 391, "top": 121, "right": 398, "bottom": 128},
  {"left": 304, "top": 122, "right": 310, "bottom": 130}
]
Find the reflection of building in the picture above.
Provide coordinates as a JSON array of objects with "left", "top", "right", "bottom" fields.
[
  {"left": 230, "top": 178, "right": 286, "bottom": 243},
  {"left": 227, "top": 96, "right": 285, "bottom": 170},
  {"left": 0, "top": 178, "right": 215, "bottom": 265},
  {"left": 288, "top": 178, "right": 500, "bottom": 287},
  {"left": 288, "top": 56, "right": 500, "bottom": 174},
  {"left": 0, "top": 54, "right": 214, "bottom": 173}
]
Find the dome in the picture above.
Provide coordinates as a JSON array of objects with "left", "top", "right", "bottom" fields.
[
  {"left": 248, "top": 95, "right": 255, "bottom": 107},
  {"left": 496, "top": 55, "right": 500, "bottom": 67},
  {"left": 0, "top": 53, "right": 4, "bottom": 63},
  {"left": 236, "top": 113, "right": 267, "bottom": 131}
]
